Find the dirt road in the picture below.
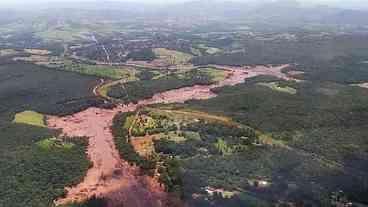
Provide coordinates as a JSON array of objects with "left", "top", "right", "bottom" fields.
[{"left": 47, "top": 65, "right": 291, "bottom": 207}]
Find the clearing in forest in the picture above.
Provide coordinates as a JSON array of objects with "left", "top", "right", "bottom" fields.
[
  {"left": 153, "top": 48, "right": 193, "bottom": 65},
  {"left": 13, "top": 110, "right": 46, "bottom": 127}
]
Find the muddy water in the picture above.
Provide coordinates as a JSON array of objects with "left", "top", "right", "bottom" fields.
[{"left": 47, "top": 65, "right": 290, "bottom": 207}]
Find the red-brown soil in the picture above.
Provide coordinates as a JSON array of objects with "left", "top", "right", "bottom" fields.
[
  {"left": 131, "top": 135, "right": 156, "bottom": 158},
  {"left": 47, "top": 64, "right": 291, "bottom": 207}
]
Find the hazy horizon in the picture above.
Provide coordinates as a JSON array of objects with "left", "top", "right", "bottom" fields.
[{"left": 0, "top": 0, "right": 366, "bottom": 6}]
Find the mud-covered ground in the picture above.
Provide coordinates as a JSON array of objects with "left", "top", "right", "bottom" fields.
[{"left": 47, "top": 65, "right": 292, "bottom": 207}]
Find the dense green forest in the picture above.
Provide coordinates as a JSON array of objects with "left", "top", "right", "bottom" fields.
[
  {"left": 176, "top": 76, "right": 368, "bottom": 205},
  {"left": 0, "top": 63, "right": 102, "bottom": 120},
  {"left": 191, "top": 35, "right": 368, "bottom": 67},
  {"left": 0, "top": 123, "right": 90, "bottom": 207},
  {"left": 0, "top": 63, "right": 94, "bottom": 206}
]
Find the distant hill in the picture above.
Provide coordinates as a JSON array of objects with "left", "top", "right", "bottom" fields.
[
  {"left": 156, "top": 0, "right": 368, "bottom": 27},
  {"left": 2, "top": 0, "right": 367, "bottom": 29}
]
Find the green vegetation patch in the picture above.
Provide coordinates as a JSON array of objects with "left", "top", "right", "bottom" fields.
[
  {"left": 199, "top": 67, "right": 227, "bottom": 82},
  {"left": 154, "top": 120, "right": 257, "bottom": 158},
  {"left": 197, "top": 44, "right": 223, "bottom": 55},
  {"left": 107, "top": 69, "right": 216, "bottom": 103},
  {"left": 36, "top": 137, "right": 75, "bottom": 151},
  {"left": 0, "top": 124, "right": 90, "bottom": 207},
  {"left": 60, "top": 61, "right": 138, "bottom": 80},
  {"left": 179, "top": 79, "right": 368, "bottom": 205},
  {"left": 0, "top": 63, "right": 96, "bottom": 207},
  {"left": 0, "top": 63, "right": 100, "bottom": 117},
  {"left": 35, "top": 23, "right": 90, "bottom": 43},
  {"left": 130, "top": 115, "right": 158, "bottom": 137},
  {"left": 111, "top": 112, "right": 156, "bottom": 172},
  {"left": 257, "top": 82, "right": 297, "bottom": 94},
  {"left": 128, "top": 111, "right": 178, "bottom": 137},
  {"left": 153, "top": 48, "right": 193, "bottom": 65},
  {"left": 13, "top": 110, "right": 46, "bottom": 127}
]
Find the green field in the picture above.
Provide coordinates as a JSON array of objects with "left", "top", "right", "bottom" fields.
[
  {"left": 35, "top": 22, "right": 90, "bottom": 43},
  {"left": 153, "top": 48, "right": 193, "bottom": 65},
  {"left": 197, "top": 44, "right": 223, "bottom": 55},
  {"left": 58, "top": 61, "right": 138, "bottom": 80},
  {"left": 257, "top": 82, "right": 297, "bottom": 94},
  {"left": 199, "top": 67, "right": 227, "bottom": 82},
  {"left": 37, "top": 137, "right": 75, "bottom": 150},
  {"left": 13, "top": 110, "right": 46, "bottom": 127}
]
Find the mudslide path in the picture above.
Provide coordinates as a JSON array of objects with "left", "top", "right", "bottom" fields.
[{"left": 47, "top": 65, "right": 291, "bottom": 207}]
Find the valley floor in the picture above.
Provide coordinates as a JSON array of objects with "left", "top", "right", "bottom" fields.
[{"left": 47, "top": 65, "right": 291, "bottom": 207}]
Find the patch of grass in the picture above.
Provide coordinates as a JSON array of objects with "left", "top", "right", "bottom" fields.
[
  {"left": 153, "top": 48, "right": 193, "bottom": 65},
  {"left": 13, "top": 110, "right": 46, "bottom": 127},
  {"left": 257, "top": 82, "right": 297, "bottom": 94},
  {"left": 131, "top": 115, "right": 159, "bottom": 137},
  {"left": 199, "top": 67, "right": 227, "bottom": 82},
  {"left": 149, "top": 107, "right": 237, "bottom": 127},
  {"left": 61, "top": 61, "right": 138, "bottom": 80},
  {"left": 123, "top": 115, "right": 135, "bottom": 129},
  {"left": 36, "top": 137, "right": 75, "bottom": 150},
  {"left": 24, "top": 49, "right": 51, "bottom": 55},
  {"left": 35, "top": 24, "right": 90, "bottom": 43},
  {"left": 197, "top": 44, "right": 223, "bottom": 55}
]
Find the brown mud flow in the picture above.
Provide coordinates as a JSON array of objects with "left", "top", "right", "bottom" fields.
[{"left": 47, "top": 65, "right": 291, "bottom": 207}]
